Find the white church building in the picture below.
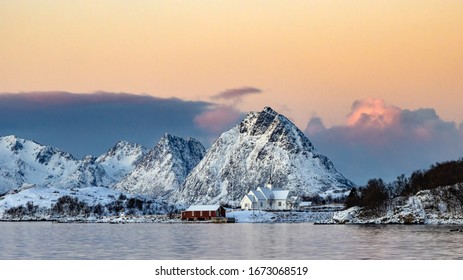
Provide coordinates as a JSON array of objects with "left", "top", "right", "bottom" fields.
[{"left": 240, "top": 180, "right": 298, "bottom": 211}]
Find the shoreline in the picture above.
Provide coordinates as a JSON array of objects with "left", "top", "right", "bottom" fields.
[{"left": 3, "top": 209, "right": 463, "bottom": 225}]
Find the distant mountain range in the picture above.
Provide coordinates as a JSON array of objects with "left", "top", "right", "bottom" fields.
[{"left": 0, "top": 107, "right": 355, "bottom": 218}]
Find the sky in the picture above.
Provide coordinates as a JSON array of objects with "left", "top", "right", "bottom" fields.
[{"left": 1, "top": 1, "right": 463, "bottom": 185}]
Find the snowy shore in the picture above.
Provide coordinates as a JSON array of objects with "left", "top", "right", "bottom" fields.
[
  {"left": 3, "top": 209, "right": 463, "bottom": 224},
  {"left": 4, "top": 184, "right": 463, "bottom": 224},
  {"left": 332, "top": 185, "right": 463, "bottom": 225},
  {"left": 0, "top": 210, "right": 335, "bottom": 224}
]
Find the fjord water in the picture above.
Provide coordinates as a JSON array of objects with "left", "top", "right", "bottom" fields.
[{"left": 1, "top": 222, "right": 462, "bottom": 259}]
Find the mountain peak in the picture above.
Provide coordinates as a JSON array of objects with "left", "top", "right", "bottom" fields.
[
  {"left": 1, "top": 135, "right": 18, "bottom": 142},
  {"left": 240, "top": 107, "right": 289, "bottom": 137},
  {"left": 262, "top": 106, "right": 278, "bottom": 116},
  {"left": 114, "top": 140, "right": 136, "bottom": 148},
  {"left": 114, "top": 134, "right": 206, "bottom": 197},
  {"left": 159, "top": 134, "right": 205, "bottom": 156},
  {"left": 160, "top": 133, "right": 181, "bottom": 144},
  {"left": 98, "top": 141, "right": 146, "bottom": 159},
  {"left": 173, "top": 107, "right": 354, "bottom": 206},
  {"left": 96, "top": 140, "right": 147, "bottom": 185},
  {"left": 0, "top": 135, "right": 28, "bottom": 153}
]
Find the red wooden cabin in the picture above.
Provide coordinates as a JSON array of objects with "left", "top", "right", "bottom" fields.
[{"left": 181, "top": 205, "right": 226, "bottom": 221}]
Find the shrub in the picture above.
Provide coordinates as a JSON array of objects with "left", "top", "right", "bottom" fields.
[
  {"left": 360, "top": 179, "right": 389, "bottom": 215},
  {"left": 51, "top": 195, "right": 90, "bottom": 217},
  {"left": 345, "top": 188, "right": 361, "bottom": 209}
]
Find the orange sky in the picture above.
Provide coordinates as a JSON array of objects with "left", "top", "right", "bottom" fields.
[{"left": 1, "top": 0, "right": 462, "bottom": 128}]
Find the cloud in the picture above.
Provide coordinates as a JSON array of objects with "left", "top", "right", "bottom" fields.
[
  {"left": 194, "top": 86, "right": 262, "bottom": 136},
  {"left": 211, "top": 87, "right": 262, "bottom": 102},
  {"left": 194, "top": 105, "right": 243, "bottom": 134},
  {"left": 0, "top": 91, "right": 213, "bottom": 157},
  {"left": 346, "top": 98, "right": 401, "bottom": 128},
  {"left": 305, "top": 117, "right": 326, "bottom": 135},
  {"left": 305, "top": 98, "right": 463, "bottom": 185}
]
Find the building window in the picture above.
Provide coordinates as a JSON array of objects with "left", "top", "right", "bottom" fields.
[
  {"left": 278, "top": 201, "right": 282, "bottom": 207},
  {"left": 260, "top": 202, "right": 263, "bottom": 207}
]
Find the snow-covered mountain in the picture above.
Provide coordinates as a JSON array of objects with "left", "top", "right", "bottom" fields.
[
  {"left": 113, "top": 134, "right": 206, "bottom": 197},
  {"left": 0, "top": 135, "right": 81, "bottom": 194},
  {"left": 96, "top": 141, "right": 147, "bottom": 185},
  {"left": 0, "top": 136, "right": 149, "bottom": 195},
  {"left": 0, "top": 136, "right": 175, "bottom": 219},
  {"left": 172, "top": 107, "right": 355, "bottom": 206},
  {"left": 0, "top": 108, "right": 355, "bottom": 215}
]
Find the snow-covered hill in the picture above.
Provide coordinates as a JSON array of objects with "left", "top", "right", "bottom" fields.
[
  {"left": 113, "top": 134, "right": 206, "bottom": 197},
  {"left": 0, "top": 185, "right": 170, "bottom": 220},
  {"left": 172, "top": 107, "right": 355, "bottom": 206},
  {"left": 333, "top": 183, "right": 463, "bottom": 224}
]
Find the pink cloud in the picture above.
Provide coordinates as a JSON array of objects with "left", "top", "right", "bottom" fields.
[
  {"left": 305, "top": 98, "right": 463, "bottom": 184},
  {"left": 346, "top": 98, "right": 401, "bottom": 128},
  {"left": 195, "top": 86, "right": 262, "bottom": 135},
  {"left": 194, "top": 105, "right": 243, "bottom": 134}
]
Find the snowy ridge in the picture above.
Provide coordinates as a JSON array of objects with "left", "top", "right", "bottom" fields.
[
  {"left": 96, "top": 141, "right": 148, "bottom": 185},
  {"left": 0, "top": 135, "right": 80, "bottom": 194},
  {"left": 113, "top": 134, "right": 206, "bottom": 197},
  {"left": 0, "top": 134, "right": 203, "bottom": 218},
  {"left": 0, "top": 136, "right": 150, "bottom": 194},
  {"left": 0, "top": 136, "right": 176, "bottom": 219},
  {"left": 172, "top": 107, "right": 355, "bottom": 206},
  {"left": 58, "top": 155, "right": 109, "bottom": 188}
]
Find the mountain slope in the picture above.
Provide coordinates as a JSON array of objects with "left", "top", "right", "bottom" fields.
[
  {"left": 0, "top": 136, "right": 174, "bottom": 219},
  {"left": 96, "top": 141, "right": 147, "bottom": 185},
  {"left": 172, "top": 107, "right": 355, "bottom": 206},
  {"left": 0, "top": 136, "right": 146, "bottom": 194},
  {"left": 0, "top": 135, "right": 80, "bottom": 194},
  {"left": 113, "top": 134, "right": 206, "bottom": 197}
]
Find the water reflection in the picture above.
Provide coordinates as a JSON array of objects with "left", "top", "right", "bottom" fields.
[{"left": 0, "top": 222, "right": 462, "bottom": 259}]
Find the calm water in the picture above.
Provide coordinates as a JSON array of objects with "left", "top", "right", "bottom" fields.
[{"left": 1, "top": 222, "right": 462, "bottom": 259}]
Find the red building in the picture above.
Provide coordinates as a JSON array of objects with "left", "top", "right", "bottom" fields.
[{"left": 181, "top": 205, "right": 226, "bottom": 221}]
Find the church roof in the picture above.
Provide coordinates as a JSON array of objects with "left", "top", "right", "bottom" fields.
[
  {"left": 272, "top": 190, "right": 290, "bottom": 200},
  {"left": 257, "top": 187, "right": 274, "bottom": 200},
  {"left": 242, "top": 194, "right": 257, "bottom": 203},
  {"left": 249, "top": 190, "right": 266, "bottom": 200}
]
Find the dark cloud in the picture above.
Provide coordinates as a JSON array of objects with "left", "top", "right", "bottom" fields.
[
  {"left": 211, "top": 87, "right": 262, "bottom": 101},
  {"left": 305, "top": 98, "right": 463, "bottom": 185},
  {"left": 0, "top": 91, "right": 213, "bottom": 158}
]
